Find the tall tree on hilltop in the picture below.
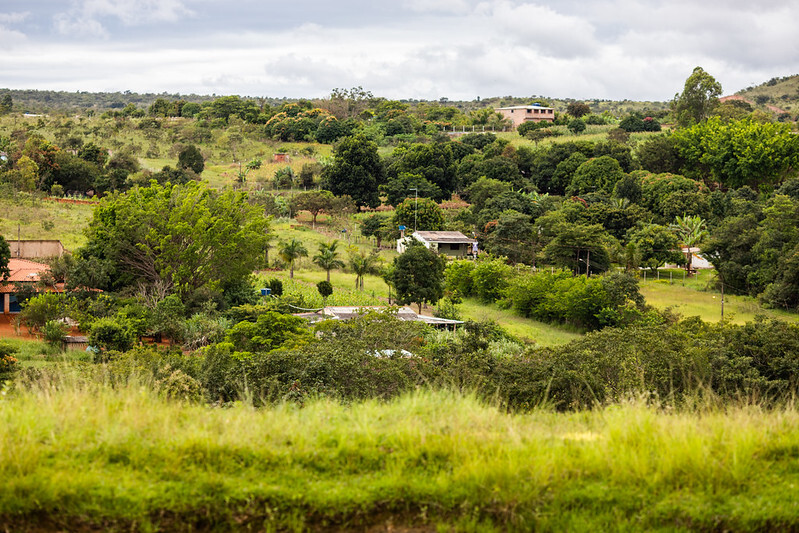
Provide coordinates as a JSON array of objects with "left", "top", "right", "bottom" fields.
[{"left": 672, "top": 66, "right": 722, "bottom": 127}]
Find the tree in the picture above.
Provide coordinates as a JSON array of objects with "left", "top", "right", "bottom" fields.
[
  {"left": 385, "top": 142, "right": 457, "bottom": 200},
  {"left": 672, "top": 66, "right": 722, "bottom": 127},
  {"left": 393, "top": 241, "right": 446, "bottom": 313},
  {"left": 321, "top": 134, "right": 384, "bottom": 208},
  {"left": 177, "top": 145, "right": 204, "bottom": 175},
  {"left": 0, "top": 93, "right": 12, "bottom": 114},
  {"left": 348, "top": 249, "right": 381, "bottom": 291},
  {"left": 672, "top": 117, "right": 799, "bottom": 190},
  {"left": 392, "top": 197, "right": 444, "bottom": 232},
  {"left": 542, "top": 222, "right": 612, "bottom": 275},
  {"left": 80, "top": 181, "right": 269, "bottom": 301},
  {"left": 482, "top": 210, "right": 535, "bottom": 264},
  {"left": 464, "top": 177, "right": 511, "bottom": 212},
  {"left": 317, "top": 280, "right": 333, "bottom": 304},
  {"left": 381, "top": 173, "right": 442, "bottom": 207},
  {"left": 0, "top": 236, "right": 9, "bottom": 281},
  {"left": 360, "top": 213, "right": 391, "bottom": 248},
  {"left": 290, "top": 190, "right": 336, "bottom": 228},
  {"left": 566, "top": 102, "right": 591, "bottom": 118},
  {"left": 312, "top": 240, "right": 345, "bottom": 282},
  {"left": 670, "top": 215, "right": 709, "bottom": 275},
  {"left": 567, "top": 156, "right": 626, "bottom": 196},
  {"left": 627, "top": 224, "right": 684, "bottom": 272},
  {"left": 568, "top": 118, "right": 586, "bottom": 135},
  {"left": 635, "top": 135, "right": 681, "bottom": 174},
  {"left": 89, "top": 317, "right": 135, "bottom": 353},
  {"left": 223, "top": 311, "right": 311, "bottom": 355},
  {"left": 279, "top": 238, "right": 308, "bottom": 279}
]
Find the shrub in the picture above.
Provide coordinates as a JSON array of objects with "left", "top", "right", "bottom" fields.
[
  {"left": 444, "top": 260, "right": 476, "bottom": 297},
  {"left": 42, "top": 320, "right": 68, "bottom": 351},
  {"left": 89, "top": 317, "right": 136, "bottom": 353},
  {"left": 0, "top": 341, "right": 19, "bottom": 383},
  {"left": 471, "top": 257, "right": 513, "bottom": 303},
  {"left": 155, "top": 364, "right": 203, "bottom": 403},
  {"left": 19, "top": 293, "right": 65, "bottom": 333},
  {"left": 316, "top": 280, "right": 333, "bottom": 299}
]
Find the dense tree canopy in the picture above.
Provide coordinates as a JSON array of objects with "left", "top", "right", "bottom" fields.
[
  {"left": 80, "top": 181, "right": 269, "bottom": 301},
  {"left": 322, "top": 134, "right": 384, "bottom": 208},
  {"left": 672, "top": 117, "right": 799, "bottom": 190}
]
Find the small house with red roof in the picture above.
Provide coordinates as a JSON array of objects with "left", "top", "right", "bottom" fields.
[{"left": 1, "top": 258, "right": 63, "bottom": 314}]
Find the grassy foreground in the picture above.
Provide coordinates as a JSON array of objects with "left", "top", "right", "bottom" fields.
[{"left": 3, "top": 379, "right": 799, "bottom": 531}]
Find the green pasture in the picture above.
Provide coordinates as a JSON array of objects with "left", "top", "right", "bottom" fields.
[
  {"left": 641, "top": 281, "right": 799, "bottom": 324},
  {"left": 459, "top": 298, "right": 582, "bottom": 346}
]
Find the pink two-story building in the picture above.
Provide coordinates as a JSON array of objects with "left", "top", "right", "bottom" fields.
[{"left": 496, "top": 104, "right": 555, "bottom": 129}]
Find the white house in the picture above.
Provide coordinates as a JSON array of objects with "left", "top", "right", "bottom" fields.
[{"left": 396, "top": 231, "right": 477, "bottom": 258}]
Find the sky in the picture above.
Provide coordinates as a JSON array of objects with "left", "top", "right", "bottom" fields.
[{"left": 2, "top": 0, "right": 798, "bottom": 102}]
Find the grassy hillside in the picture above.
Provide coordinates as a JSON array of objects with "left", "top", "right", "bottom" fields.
[
  {"left": 736, "top": 74, "right": 799, "bottom": 116},
  {"left": 0, "top": 194, "right": 95, "bottom": 250},
  {"left": 3, "top": 381, "right": 799, "bottom": 531}
]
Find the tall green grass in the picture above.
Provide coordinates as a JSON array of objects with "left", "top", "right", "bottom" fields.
[{"left": 2, "top": 377, "right": 799, "bottom": 531}]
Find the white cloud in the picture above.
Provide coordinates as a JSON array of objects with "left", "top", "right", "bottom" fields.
[
  {"left": 53, "top": 0, "right": 193, "bottom": 38},
  {"left": 53, "top": 13, "right": 109, "bottom": 38},
  {"left": 476, "top": 1, "right": 599, "bottom": 58},
  {"left": 2, "top": 0, "right": 798, "bottom": 101},
  {"left": 404, "top": 0, "right": 473, "bottom": 14},
  {"left": 0, "top": 11, "right": 29, "bottom": 48},
  {"left": 0, "top": 12, "right": 30, "bottom": 24},
  {"left": 77, "top": 0, "right": 193, "bottom": 25}
]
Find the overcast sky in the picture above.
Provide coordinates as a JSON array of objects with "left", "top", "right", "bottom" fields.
[{"left": 2, "top": 0, "right": 798, "bottom": 102}]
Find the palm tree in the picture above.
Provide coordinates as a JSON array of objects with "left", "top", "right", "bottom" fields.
[
  {"left": 279, "top": 238, "right": 308, "bottom": 279},
  {"left": 670, "top": 214, "right": 709, "bottom": 275},
  {"left": 312, "top": 240, "right": 345, "bottom": 282},
  {"left": 348, "top": 249, "right": 381, "bottom": 291}
]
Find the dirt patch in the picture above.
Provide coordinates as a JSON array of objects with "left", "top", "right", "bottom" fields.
[
  {"left": 43, "top": 197, "right": 99, "bottom": 205},
  {"left": 0, "top": 314, "right": 38, "bottom": 340}
]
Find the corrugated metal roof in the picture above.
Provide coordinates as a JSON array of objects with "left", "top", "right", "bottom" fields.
[{"left": 414, "top": 231, "right": 476, "bottom": 244}]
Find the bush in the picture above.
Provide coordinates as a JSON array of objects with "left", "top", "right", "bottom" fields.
[
  {"left": 471, "top": 257, "right": 513, "bottom": 303},
  {"left": 42, "top": 320, "right": 68, "bottom": 351},
  {"left": 19, "top": 293, "right": 65, "bottom": 333},
  {"left": 504, "top": 271, "right": 648, "bottom": 330},
  {"left": 0, "top": 341, "right": 19, "bottom": 383},
  {"left": 89, "top": 317, "right": 136, "bottom": 353},
  {"left": 316, "top": 280, "right": 333, "bottom": 299},
  {"left": 444, "top": 260, "right": 476, "bottom": 297}
]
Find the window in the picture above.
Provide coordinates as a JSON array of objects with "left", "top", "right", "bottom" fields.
[{"left": 450, "top": 243, "right": 460, "bottom": 251}]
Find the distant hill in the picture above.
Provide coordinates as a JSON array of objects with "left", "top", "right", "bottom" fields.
[
  {"left": 736, "top": 74, "right": 799, "bottom": 119},
  {"left": 0, "top": 87, "right": 672, "bottom": 118},
  {"left": 0, "top": 89, "right": 293, "bottom": 114}
]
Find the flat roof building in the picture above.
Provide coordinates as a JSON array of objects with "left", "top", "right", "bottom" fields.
[{"left": 496, "top": 104, "right": 555, "bottom": 129}]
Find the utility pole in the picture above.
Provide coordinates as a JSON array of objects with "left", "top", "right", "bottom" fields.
[
  {"left": 409, "top": 188, "right": 418, "bottom": 231},
  {"left": 586, "top": 249, "right": 591, "bottom": 278}
]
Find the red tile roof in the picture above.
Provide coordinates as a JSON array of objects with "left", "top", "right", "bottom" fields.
[{"left": 0, "top": 259, "right": 51, "bottom": 293}]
